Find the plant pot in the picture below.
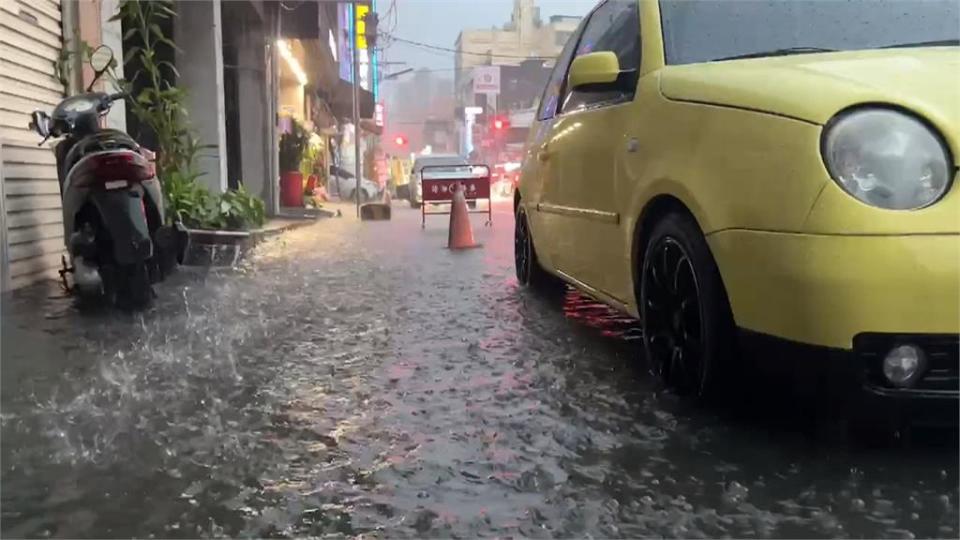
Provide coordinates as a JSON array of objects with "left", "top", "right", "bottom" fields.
[
  {"left": 181, "top": 228, "right": 252, "bottom": 267},
  {"left": 280, "top": 170, "right": 304, "bottom": 207}
]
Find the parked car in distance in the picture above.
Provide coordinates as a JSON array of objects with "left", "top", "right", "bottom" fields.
[
  {"left": 515, "top": 0, "right": 959, "bottom": 421},
  {"left": 329, "top": 165, "right": 382, "bottom": 203},
  {"left": 408, "top": 154, "right": 468, "bottom": 208}
]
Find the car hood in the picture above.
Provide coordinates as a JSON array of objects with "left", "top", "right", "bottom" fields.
[{"left": 660, "top": 48, "right": 959, "bottom": 156}]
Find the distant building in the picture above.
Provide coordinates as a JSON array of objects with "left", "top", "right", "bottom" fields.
[
  {"left": 453, "top": 0, "right": 581, "bottom": 155},
  {"left": 383, "top": 69, "right": 455, "bottom": 155},
  {"left": 454, "top": 0, "right": 581, "bottom": 113}
]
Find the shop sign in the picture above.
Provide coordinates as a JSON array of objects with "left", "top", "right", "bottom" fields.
[
  {"left": 356, "top": 4, "right": 370, "bottom": 50},
  {"left": 375, "top": 102, "right": 384, "bottom": 127},
  {"left": 473, "top": 66, "right": 500, "bottom": 95},
  {"left": 337, "top": 3, "right": 352, "bottom": 81}
]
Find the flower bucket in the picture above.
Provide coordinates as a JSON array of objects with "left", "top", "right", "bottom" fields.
[{"left": 280, "top": 170, "right": 304, "bottom": 207}]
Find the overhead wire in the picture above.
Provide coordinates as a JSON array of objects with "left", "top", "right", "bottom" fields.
[{"left": 380, "top": 32, "right": 556, "bottom": 60}]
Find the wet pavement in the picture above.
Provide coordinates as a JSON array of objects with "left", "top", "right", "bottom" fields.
[{"left": 2, "top": 200, "right": 957, "bottom": 538}]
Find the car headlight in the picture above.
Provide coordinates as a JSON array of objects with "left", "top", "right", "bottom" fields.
[{"left": 822, "top": 109, "right": 952, "bottom": 210}]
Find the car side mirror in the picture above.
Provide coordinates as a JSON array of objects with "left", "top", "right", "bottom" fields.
[
  {"left": 568, "top": 51, "right": 621, "bottom": 90},
  {"left": 29, "top": 110, "right": 51, "bottom": 138}
]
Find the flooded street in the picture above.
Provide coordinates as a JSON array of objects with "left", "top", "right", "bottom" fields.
[{"left": 2, "top": 201, "right": 957, "bottom": 538}]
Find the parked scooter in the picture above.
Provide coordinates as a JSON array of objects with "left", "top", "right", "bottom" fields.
[{"left": 28, "top": 46, "right": 165, "bottom": 308}]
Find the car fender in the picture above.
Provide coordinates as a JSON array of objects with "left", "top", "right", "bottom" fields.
[{"left": 632, "top": 87, "right": 829, "bottom": 235}]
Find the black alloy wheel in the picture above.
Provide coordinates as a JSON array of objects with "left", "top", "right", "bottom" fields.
[
  {"left": 514, "top": 205, "right": 560, "bottom": 290},
  {"left": 640, "top": 212, "right": 734, "bottom": 397},
  {"left": 514, "top": 206, "right": 533, "bottom": 284},
  {"left": 642, "top": 235, "right": 705, "bottom": 393}
]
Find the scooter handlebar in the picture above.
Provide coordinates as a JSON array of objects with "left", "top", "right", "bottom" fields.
[{"left": 107, "top": 92, "right": 127, "bottom": 102}]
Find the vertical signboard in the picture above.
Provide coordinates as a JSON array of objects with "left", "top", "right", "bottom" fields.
[
  {"left": 337, "top": 2, "right": 353, "bottom": 81},
  {"left": 355, "top": 3, "right": 371, "bottom": 91},
  {"left": 338, "top": 2, "right": 378, "bottom": 98}
]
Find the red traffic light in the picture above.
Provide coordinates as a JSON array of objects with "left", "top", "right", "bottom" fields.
[{"left": 394, "top": 135, "right": 408, "bottom": 146}]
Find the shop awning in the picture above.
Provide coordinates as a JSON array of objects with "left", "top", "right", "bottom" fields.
[
  {"left": 359, "top": 118, "right": 383, "bottom": 136},
  {"left": 299, "top": 32, "right": 374, "bottom": 122},
  {"left": 328, "top": 78, "right": 375, "bottom": 120}
]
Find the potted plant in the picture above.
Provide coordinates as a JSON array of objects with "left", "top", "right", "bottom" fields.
[{"left": 279, "top": 119, "right": 309, "bottom": 207}]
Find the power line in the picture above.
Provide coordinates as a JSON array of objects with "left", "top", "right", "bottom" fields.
[{"left": 381, "top": 33, "right": 555, "bottom": 60}]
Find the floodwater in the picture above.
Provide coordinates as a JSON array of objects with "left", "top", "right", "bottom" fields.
[{"left": 2, "top": 201, "right": 957, "bottom": 538}]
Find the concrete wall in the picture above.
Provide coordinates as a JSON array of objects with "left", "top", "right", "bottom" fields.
[
  {"left": 175, "top": 0, "right": 228, "bottom": 194},
  {"left": 234, "top": 17, "right": 273, "bottom": 209},
  {"left": 99, "top": 0, "right": 126, "bottom": 131}
]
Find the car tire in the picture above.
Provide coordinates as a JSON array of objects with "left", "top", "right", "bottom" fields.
[
  {"left": 515, "top": 205, "right": 559, "bottom": 290},
  {"left": 640, "top": 211, "right": 735, "bottom": 399}
]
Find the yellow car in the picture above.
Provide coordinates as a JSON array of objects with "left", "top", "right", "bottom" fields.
[{"left": 514, "top": 0, "right": 959, "bottom": 409}]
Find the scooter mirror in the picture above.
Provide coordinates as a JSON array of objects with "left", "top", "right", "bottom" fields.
[
  {"left": 89, "top": 45, "right": 114, "bottom": 73},
  {"left": 29, "top": 111, "right": 51, "bottom": 138}
]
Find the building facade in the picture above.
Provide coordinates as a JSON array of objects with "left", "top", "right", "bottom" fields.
[
  {"left": 2, "top": 0, "right": 80, "bottom": 290},
  {"left": 454, "top": 1, "right": 580, "bottom": 116},
  {"left": 452, "top": 0, "right": 581, "bottom": 158},
  {"left": 0, "top": 0, "right": 374, "bottom": 291}
]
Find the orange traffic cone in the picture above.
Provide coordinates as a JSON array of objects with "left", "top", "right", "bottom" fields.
[{"left": 448, "top": 183, "right": 480, "bottom": 249}]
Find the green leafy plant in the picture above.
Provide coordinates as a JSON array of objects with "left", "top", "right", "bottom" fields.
[
  {"left": 111, "top": 0, "right": 192, "bottom": 178},
  {"left": 301, "top": 142, "right": 321, "bottom": 178},
  {"left": 206, "top": 185, "right": 266, "bottom": 231},
  {"left": 112, "top": 0, "right": 266, "bottom": 231},
  {"left": 163, "top": 169, "right": 211, "bottom": 228},
  {"left": 279, "top": 118, "right": 310, "bottom": 173}
]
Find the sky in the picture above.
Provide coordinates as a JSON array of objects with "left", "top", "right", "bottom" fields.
[{"left": 376, "top": 0, "right": 599, "bottom": 73}]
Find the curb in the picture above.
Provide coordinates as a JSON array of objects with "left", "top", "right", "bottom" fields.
[
  {"left": 251, "top": 219, "right": 309, "bottom": 242},
  {"left": 250, "top": 207, "right": 336, "bottom": 242}
]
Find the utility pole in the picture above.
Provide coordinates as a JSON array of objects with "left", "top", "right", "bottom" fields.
[
  {"left": 349, "top": 2, "right": 379, "bottom": 218},
  {"left": 352, "top": 10, "right": 362, "bottom": 218}
]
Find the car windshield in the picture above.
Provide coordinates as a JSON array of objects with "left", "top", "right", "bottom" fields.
[
  {"left": 414, "top": 156, "right": 467, "bottom": 171},
  {"left": 659, "top": 0, "right": 960, "bottom": 65}
]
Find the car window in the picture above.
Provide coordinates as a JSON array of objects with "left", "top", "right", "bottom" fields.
[
  {"left": 536, "top": 16, "right": 587, "bottom": 121},
  {"left": 660, "top": 0, "right": 960, "bottom": 65},
  {"left": 560, "top": 0, "right": 640, "bottom": 114}
]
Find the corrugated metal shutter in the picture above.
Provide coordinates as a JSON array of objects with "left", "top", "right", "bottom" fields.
[{"left": 1, "top": 0, "right": 64, "bottom": 290}]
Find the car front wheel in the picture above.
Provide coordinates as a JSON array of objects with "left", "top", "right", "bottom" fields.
[{"left": 640, "top": 211, "right": 735, "bottom": 398}]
